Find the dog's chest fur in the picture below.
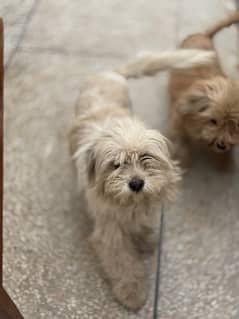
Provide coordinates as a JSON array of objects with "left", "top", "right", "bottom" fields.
[{"left": 87, "top": 193, "right": 159, "bottom": 239}]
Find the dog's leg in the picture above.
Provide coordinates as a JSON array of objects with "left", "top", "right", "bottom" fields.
[
  {"left": 91, "top": 222, "right": 148, "bottom": 311},
  {"left": 132, "top": 225, "right": 158, "bottom": 255}
]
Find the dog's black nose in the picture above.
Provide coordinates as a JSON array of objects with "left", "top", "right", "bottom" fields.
[
  {"left": 216, "top": 141, "right": 226, "bottom": 150},
  {"left": 129, "top": 177, "right": 144, "bottom": 193}
]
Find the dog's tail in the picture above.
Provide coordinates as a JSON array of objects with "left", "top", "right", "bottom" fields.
[
  {"left": 115, "top": 49, "right": 215, "bottom": 79},
  {"left": 204, "top": 10, "right": 239, "bottom": 38}
]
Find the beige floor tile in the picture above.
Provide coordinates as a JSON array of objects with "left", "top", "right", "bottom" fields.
[{"left": 21, "top": 0, "right": 179, "bottom": 57}]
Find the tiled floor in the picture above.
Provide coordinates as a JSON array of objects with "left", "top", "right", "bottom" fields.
[{"left": 1, "top": 0, "right": 239, "bottom": 318}]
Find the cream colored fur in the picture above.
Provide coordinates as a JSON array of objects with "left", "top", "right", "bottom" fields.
[
  {"left": 116, "top": 49, "right": 215, "bottom": 78},
  {"left": 70, "top": 70, "right": 181, "bottom": 311}
]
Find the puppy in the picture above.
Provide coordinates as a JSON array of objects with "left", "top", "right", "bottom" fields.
[
  {"left": 168, "top": 11, "right": 239, "bottom": 168},
  {"left": 69, "top": 49, "right": 215, "bottom": 311}
]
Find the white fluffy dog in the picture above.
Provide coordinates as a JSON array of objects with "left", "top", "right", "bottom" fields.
[{"left": 70, "top": 49, "right": 215, "bottom": 311}]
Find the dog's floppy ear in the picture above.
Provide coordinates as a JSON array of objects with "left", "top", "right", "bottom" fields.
[
  {"left": 86, "top": 145, "right": 96, "bottom": 184},
  {"left": 149, "top": 130, "right": 181, "bottom": 202}
]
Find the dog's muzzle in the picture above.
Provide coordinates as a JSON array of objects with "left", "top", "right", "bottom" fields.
[{"left": 128, "top": 176, "right": 144, "bottom": 193}]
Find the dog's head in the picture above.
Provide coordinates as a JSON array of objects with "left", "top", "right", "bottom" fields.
[
  {"left": 84, "top": 118, "right": 180, "bottom": 207},
  {"left": 177, "top": 77, "right": 239, "bottom": 152}
]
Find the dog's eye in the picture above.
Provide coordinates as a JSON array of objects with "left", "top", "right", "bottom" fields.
[
  {"left": 210, "top": 119, "right": 217, "bottom": 125},
  {"left": 198, "top": 105, "right": 208, "bottom": 113},
  {"left": 113, "top": 163, "right": 120, "bottom": 169},
  {"left": 141, "top": 154, "right": 153, "bottom": 161}
]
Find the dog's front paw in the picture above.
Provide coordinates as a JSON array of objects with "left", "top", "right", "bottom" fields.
[{"left": 113, "top": 279, "right": 148, "bottom": 311}]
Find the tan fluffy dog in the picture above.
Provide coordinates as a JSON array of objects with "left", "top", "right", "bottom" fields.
[
  {"left": 69, "top": 49, "right": 216, "bottom": 311},
  {"left": 169, "top": 11, "right": 239, "bottom": 168}
]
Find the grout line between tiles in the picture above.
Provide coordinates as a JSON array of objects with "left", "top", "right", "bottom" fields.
[{"left": 5, "top": 0, "right": 39, "bottom": 70}]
